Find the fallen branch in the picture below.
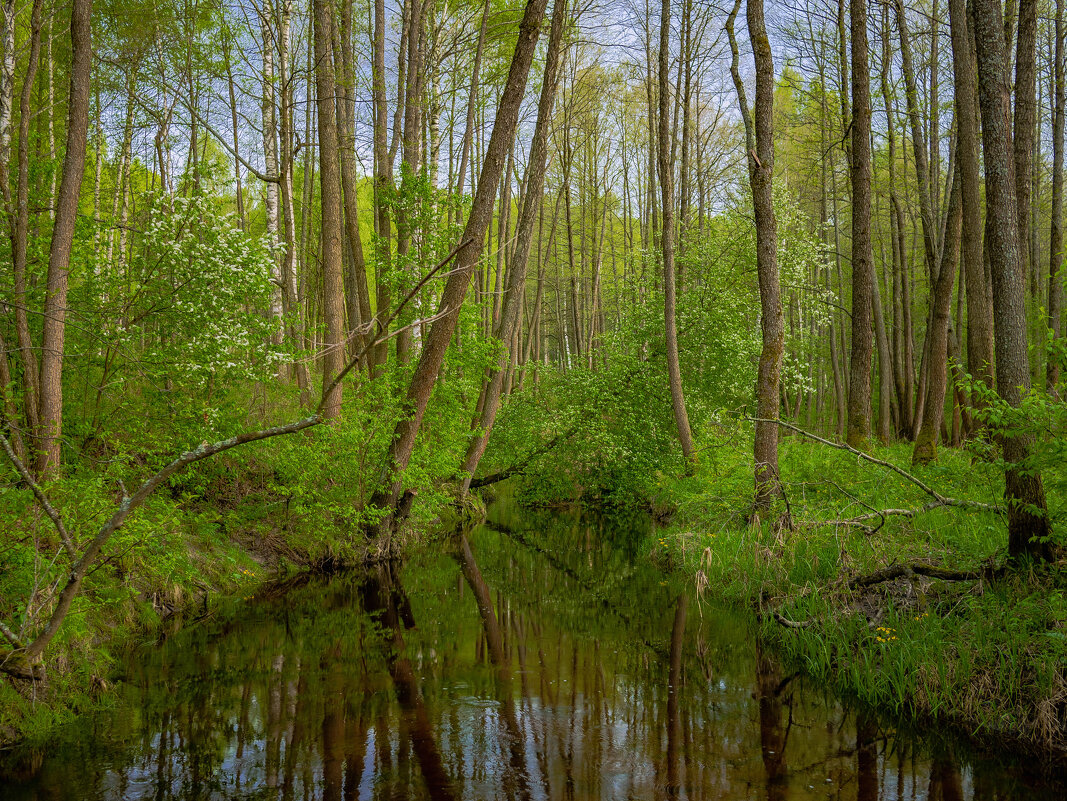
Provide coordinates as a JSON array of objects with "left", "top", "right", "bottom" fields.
[
  {"left": 771, "top": 609, "right": 813, "bottom": 629},
  {"left": 748, "top": 417, "right": 1001, "bottom": 515},
  {"left": 848, "top": 562, "right": 985, "bottom": 589}
]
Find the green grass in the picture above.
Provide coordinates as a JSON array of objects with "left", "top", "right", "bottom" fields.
[{"left": 645, "top": 436, "right": 1067, "bottom": 754}]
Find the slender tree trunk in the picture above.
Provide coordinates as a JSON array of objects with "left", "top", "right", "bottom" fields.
[
  {"left": 895, "top": 0, "right": 940, "bottom": 296},
  {"left": 1049, "top": 0, "right": 1066, "bottom": 392},
  {"left": 847, "top": 0, "right": 874, "bottom": 450},
  {"left": 371, "top": 0, "right": 394, "bottom": 374},
  {"left": 1014, "top": 0, "right": 1037, "bottom": 290},
  {"left": 659, "top": 0, "right": 696, "bottom": 469},
  {"left": 260, "top": 3, "right": 285, "bottom": 346},
  {"left": 36, "top": 0, "right": 92, "bottom": 477},
  {"left": 0, "top": 0, "right": 16, "bottom": 207},
  {"left": 972, "top": 0, "right": 1053, "bottom": 560},
  {"left": 337, "top": 0, "right": 373, "bottom": 363},
  {"left": 914, "top": 166, "right": 963, "bottom": 464},
  {"left": 949, "top": 0, "right": 995, "bottom": 403},
  {"left": 10, "top": 0, "right": 43, "bottom": 447},
  {"left": 312, "top": 0, "right": 345, "bottom": 420}
]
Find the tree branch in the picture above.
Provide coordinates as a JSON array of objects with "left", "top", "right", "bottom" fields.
[
  {"left": 748, "top": 417, "right": 1000, "bottom": 515},
  {"left": 0, "top": 620, "right": 24, "bottom": 649},
  {"left": 467, "top": 424, "right": 578, "bottom": 489},
  {"left": 0, "top": 433, "right": 76, "bottom": 559},
  {"left": 848, "top": 562, "right": 986, "bottom": 589}
]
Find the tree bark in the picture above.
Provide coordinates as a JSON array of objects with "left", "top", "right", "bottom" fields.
[
  {"left": 972, "top": 0, "right": 1053, "bottom": 560},
  {"left": 847, "top": 0, "right": 874, "bottom": 450},
  {"left": 659, "top": 0, "right": 697, "bottom": 470},
  {"left": 37, "top": 0, "right": 92, "bottom": 477},
  {"left": 312, "top": 0, "right": 345, "bottom": 420}
]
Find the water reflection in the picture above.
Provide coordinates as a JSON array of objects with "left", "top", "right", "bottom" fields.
[{"left": 0, "top": 502, "right": 1063, "bottom": 800}]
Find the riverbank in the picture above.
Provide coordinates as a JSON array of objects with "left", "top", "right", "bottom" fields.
[
  {"left": 0, "top": 446, "right": 404, "bottom": 749},
  {"left": 648, "top": 437, "right": 1067, "bottom": 758}
]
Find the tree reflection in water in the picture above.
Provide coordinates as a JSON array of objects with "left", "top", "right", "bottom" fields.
[{"left": 0, "top": 502, "right": 1062, "bottom": 800}]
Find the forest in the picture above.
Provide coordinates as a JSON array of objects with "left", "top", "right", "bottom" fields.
[{"left": 2, "top": 0, "right": 1067, "bottom": 785}]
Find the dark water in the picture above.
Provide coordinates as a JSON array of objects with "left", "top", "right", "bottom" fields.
[{"left": 0, "top": 498, "right": 1062, "bottom": 800}]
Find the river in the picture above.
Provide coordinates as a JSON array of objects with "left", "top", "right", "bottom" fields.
[{"left": 0, "top": 496, "right": 1061, "bottom": 799}]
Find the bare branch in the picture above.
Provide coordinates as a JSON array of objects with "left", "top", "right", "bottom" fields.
[
  {"left": 748, "top": 417, "right": 1000, "bottom": 515},
  {"left": 0, "top": 620, "right": 23, "bottom": 649},
  {"left": 771, "top": 609, "right": 813, "bottom": 629}
]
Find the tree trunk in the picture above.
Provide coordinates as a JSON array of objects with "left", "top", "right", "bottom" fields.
[
  {"left": 972, "top": 0, "right": 1053, "bottom": 560},
  {"left": 659, "top": 0, "right": 696, "bottom": 470},
  {"left": 10, "top": 0, "right": 43, "bottom": 449},
  {"left": 312, "top": 0, "right": 345, "bottom": 420},
  {"left": 729, "top": 0, "right": 783, "bottom": 510},
  {"left": 847, "top": 0, "right": 874, "bottom": 450},
  {"left": 913, "top": 165, "right": 963, "bottom": 465},
  {"left": 371, "top": 0, "right": 394, "bottom": 374},
  {"left": 1049, "top": 0, "right": 1065, "bottom": 392},
  {"left": 337, "top": 0, "right": 373, "bottom": 362},
  {"left": 1014, "top": 0, "right": 1037, "bottom": 291},
  {"left": 949, "top": 0, "right": 995, "bottom": 402},
  {"left": 36, "top": 0, "right": 92, "bottom": 477}
]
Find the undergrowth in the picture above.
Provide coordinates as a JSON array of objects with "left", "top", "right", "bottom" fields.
[{"left": 633, "top": 435, "right": 1067, "bottom": 755}]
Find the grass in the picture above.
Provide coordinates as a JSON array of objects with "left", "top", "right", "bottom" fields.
[{"left": 647, "top": 435, "right": 1067, "bottom": 756}]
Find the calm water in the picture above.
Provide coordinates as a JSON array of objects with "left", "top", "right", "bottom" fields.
[{"left": 0, "top": 498, "right": 1062, "bottom": 800}]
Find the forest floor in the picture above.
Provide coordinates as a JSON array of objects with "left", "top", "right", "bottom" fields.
[{"left": 650, "top": 435, "right": 1067, "bottom": 758}]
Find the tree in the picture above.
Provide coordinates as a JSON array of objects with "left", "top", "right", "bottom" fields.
[
  {"left": 368, "top": 0, "right": 551, "bottom": 535},
  {"left": 971, "top": 0, "right": 1053, "bottom": 560},
  {"left": 37, "top": 0, "right": 93, "bottom": 476},
  {"left": 659, "top": 0, "right": 697, "bottom": 470},
  {"left": 846, "top": 0, "right": 873, "bottom": 451},
  {"left": 312, "top": 0, "right": 345, "bottom": 420},
  {"left": 728, "top": 0, "right": 785, "bottom": 513}
]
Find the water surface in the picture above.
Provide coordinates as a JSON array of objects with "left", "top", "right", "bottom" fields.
[{"left": 0, "top": 499, "right": 1061, "bottom": 799}]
